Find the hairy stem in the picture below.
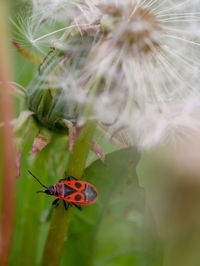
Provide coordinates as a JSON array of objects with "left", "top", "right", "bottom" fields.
[
  {"left": 41, "top": 120, "right": 97, "bottom": 266},
  {"left": 0, "top": 1, "right": 16, "bottom": 266}
]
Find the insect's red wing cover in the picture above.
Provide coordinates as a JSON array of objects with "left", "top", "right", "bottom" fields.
[{"left": 63, "top": 181, "right": 98, "bottom": 205}]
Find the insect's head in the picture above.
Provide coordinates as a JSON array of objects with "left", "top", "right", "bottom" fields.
[{"left": 44, "top": 186, "right": 54, "bottom": 195}]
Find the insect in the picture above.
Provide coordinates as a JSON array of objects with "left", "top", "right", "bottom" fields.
[{"left": 28, "top": 170, "right": 98, "bottom": 211}]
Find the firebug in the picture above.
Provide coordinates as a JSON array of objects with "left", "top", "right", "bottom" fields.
[{"left": 28, "top": 170, "right": 98, "bottom": 211}]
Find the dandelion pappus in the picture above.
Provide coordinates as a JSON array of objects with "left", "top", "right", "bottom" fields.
[{"left": 28, "top": 170, "right": 98, "bottom": 211}]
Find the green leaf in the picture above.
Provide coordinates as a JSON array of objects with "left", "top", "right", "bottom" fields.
[{"left": 61, "top": 148, "right": 162, "bottom": 266}]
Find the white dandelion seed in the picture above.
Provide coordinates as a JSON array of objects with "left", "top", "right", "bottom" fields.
[
  {"left": 11, "top": 0, "right": 100, "bottom": 53},
  {"left": 15, "top": 0, "right": 200, "bottom": 149}
]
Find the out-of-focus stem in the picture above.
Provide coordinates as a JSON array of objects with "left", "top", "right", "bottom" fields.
[
  {"left": 41, "top": 120, "right": 97, "bottom": 266},
  {"left": 0, "top": 1, "right": 16, "bottom": 266},
  {"left": 139, "top": 149, "right": 200, "bottom": 266},
  {"left": 162, "top": 179, "right": 200, "bottom": 266},
  {"left": 17, "top": 146, "right": 52, "bottom": 266}
]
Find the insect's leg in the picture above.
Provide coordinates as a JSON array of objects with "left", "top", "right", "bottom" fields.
[
  {"left": 52, "top": 198, "right": 59, "bottom": 206},
  {"left": 64, "top": 172, "right": 78, "bottom": 181},
  {"left": 71, "top": 202, "right": 82, "bottom": 211},
  {"left": 63, "top": 200, "right": 69, "bottom": 211},
  {"left": 38, "top": 50, "right": 53, "bottom": 74},
  {"left": 59, "top": 173, "right": 78, "bottom": 182},
  {"left": 59, "top": 178, "right": 67, "bottom": 182},
  {"left": 58, "top": 172, "right": 76, "bottom": 182},
  {"left": 69, "top": 176, "right": 78, "bottom": 180}
]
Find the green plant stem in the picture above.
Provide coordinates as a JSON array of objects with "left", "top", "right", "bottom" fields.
[
  {"left": 41, "top": 120, "right": 97, "bottom": 266},
  {"left": 17, "top": 145, "right": 52, "bottom": 266}
]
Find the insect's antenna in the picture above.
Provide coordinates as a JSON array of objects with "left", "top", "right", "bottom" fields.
[
  {"left": 36, "top": 191, "right": 46, "bottom": 193},
  {"left": 27, "top": 170, "right": 47, "bottom": 189}
]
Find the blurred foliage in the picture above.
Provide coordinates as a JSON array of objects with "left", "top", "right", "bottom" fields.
[{"left": 61, "top": 148, "right": 162, "bottom": 266}]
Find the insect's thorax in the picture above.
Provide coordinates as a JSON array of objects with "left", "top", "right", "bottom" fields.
[{"left": 53, "top": 183, "right": 76, "bottom": 198}]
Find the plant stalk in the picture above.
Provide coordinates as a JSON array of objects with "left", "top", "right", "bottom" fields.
[
  {"left": 0, "top": 1, "right": 16, "bottom": 266},
  {"left": 41, "top": 120, "right": 97, "bottom": 266},
  {"left": 17, "top": 145, "right": 52, "bottom": 266}
]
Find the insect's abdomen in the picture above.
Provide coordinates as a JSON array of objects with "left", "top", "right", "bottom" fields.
[{"left": 63, "top": 181, "right": 98, "bottom": 205}]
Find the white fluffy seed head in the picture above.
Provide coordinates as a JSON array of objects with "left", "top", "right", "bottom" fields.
[{"left": 14, "top": 0, "right": 200, "bottom": 149}]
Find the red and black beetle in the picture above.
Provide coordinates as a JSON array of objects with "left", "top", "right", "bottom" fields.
[{"left": 28, "top": 170, "right": 98, "bottom": 211}]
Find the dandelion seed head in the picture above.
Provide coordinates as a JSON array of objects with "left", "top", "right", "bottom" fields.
[
  {"left": 16, "top": 0, "right": 200, "bottom": 149},
  {"left": 76, "top": 0, "right": 200, "bottom": 148},
  {"left": 98, "top": 2, "right": 162, "bottom": 55}
]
